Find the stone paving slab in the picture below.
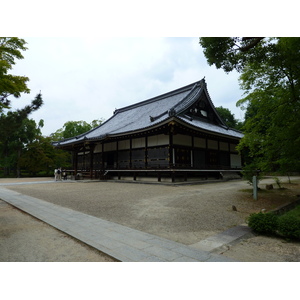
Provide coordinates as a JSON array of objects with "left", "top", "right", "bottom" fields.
[
  {"left": 0, "top": 181, "right": 56, "bottom": 186},
  {"left": 0, "top": 187, "right": 236, "bottom": 262},
  {"left": 190, "top": 225, "right": 253, "bottom": 252}
]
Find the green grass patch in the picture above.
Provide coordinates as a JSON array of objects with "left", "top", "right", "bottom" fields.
[{"left": 281, "top": 205, "right": 300, "bottom": 218}]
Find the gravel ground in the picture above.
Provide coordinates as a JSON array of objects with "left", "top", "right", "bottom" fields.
[
  {"left": 1, "top": 176, "right": 300, "bottom": 262},
  {"left": 0, "top": 199, "right": 115, "bottom": 262}
]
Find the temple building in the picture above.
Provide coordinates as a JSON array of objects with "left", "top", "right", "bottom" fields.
[{"left": 53, "top": 78, "right": 243, "bottom": 182}]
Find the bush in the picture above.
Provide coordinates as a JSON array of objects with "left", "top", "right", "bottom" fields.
[
  {"left": 277, "top": 215, "right": 300, "bottom": 240},
  {"left": 247, "top": 212, "right": 278, "bottom": 234}
]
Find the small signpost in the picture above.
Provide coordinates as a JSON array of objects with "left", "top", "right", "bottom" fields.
[{"left": 253, "top": 175, "right": 258, "bottom": 200}]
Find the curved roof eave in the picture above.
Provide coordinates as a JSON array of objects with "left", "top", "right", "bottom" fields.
[{"left": 175, "top": 116, "right": 244, "bottom": 140}]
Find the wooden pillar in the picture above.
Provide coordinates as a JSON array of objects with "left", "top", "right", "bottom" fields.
[
  {"left": 217, "top": 140, "right": 220, "bottom": 169},
  {"left": 145, "top": 136, "right": 148, "bottom": 168},
  {"left": 191, "top": 135, "right": 194, "bottom": 168},
  {"left": 129, "top": 138, "right": 132, "bottom": 169},
  {"left": 89, "top": 144, "right": 95, "bottom": 179},
  {"left": 171, "top": 171, "right": 175, "bottom": 183},
  {"left": 169, "top": 124, "right": 174, "bottom": 168},
  {"left": 205, "top": 137, "right": 208, "bottom": 169},
  {"left": 116, "top": 141, "right": 119, "bottom": 169},
  {"left": 228, "top": 142, "right": 231, "bottom": 169},
  {"left": 101, "top": 143, "right": 104, "bottom": 170},
  {"left": 73, "top": 150, "right": 78, "bottom": 177}
]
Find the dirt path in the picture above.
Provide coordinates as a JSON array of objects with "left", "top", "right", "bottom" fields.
[
  {"left": 1, "top": 176, "right": 300, "bottom": 262},
  {"left": 217, "top": 234, "right": 300, "bottom": 262}
]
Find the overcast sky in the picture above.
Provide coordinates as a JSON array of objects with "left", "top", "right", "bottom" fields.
[
  {"left": 10, "top": 37, "right": 245, "bottom": 136},
  {"left": 4, "top": 1, "right": 295, "bottom": 137}
]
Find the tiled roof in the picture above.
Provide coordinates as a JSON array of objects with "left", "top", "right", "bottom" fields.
[
  {"left": 178, "top": 116, "right": 243, "bottom": 139},
  {"left": 54, "top": 79, "right": 243, "bottom": 146}
]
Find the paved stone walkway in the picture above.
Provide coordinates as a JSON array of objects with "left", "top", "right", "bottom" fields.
[
  {"left": 190, "top": 225, "right": 252, "bottom": 252},
  {"left": 0, "top": 185, "right": 240, "bottom": 262}
]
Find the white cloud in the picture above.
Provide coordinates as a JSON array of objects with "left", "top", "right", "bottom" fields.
[{"left": 10, "top": 37, "right": 245, "bottom": 136}]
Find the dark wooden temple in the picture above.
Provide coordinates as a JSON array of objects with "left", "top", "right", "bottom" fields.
[{"left": 53, "top": 79, "right": 243, "bottom": 182}]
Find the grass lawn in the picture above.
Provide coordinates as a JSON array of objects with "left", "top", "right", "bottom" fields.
[{"left": 281, "top": 205, "right": 300, "bottom": 219}]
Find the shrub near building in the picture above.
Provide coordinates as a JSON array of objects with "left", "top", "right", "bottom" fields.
[
  {"left": 247, "top": 212, "right": 278, "bottom": 235},
  {"left": 247, "top": 206, "right": 300, "bottom": 240},
  {"left": 277, "top": 207, "right": 300, "bottom": 240}
]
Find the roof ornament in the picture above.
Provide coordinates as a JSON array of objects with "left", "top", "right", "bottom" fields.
[
  {"left": 149, "top": 110, "right": 168, "bottom": 122},
  {"left": 169, "top": 107, "right": 176, "bottom": 116}
]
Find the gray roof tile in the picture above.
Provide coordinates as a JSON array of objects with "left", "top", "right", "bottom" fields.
[{"left": 54, "top": 79, "right": 243, "bottom": 146}]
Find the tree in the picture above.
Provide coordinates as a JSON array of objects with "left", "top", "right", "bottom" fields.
[
  {"left": 51, "top": 119, "right": 104, "bottom": 140},
  {"left": 199, "top": 37, "right": 265, "bottom": 72},
  {"left": 0, "top": 104, "right": 43, "bottom": 177},
  {"left": 20, "top": 135, "right": 72, "bottom": 176},
  {"left": 0, "top": 37, "right": 30, "bottom": 112},
  {"left": 0, "top": 37, "right": 44, "bottom": 176},
  {"left": 215, "top": 106, "right": 243, "bottom": 130},
  {"left": 200, "top": 37, "right": 300, "bottom": 173},
  {"left": 63, "top": 120, "right": 93, "bottom": 139}
]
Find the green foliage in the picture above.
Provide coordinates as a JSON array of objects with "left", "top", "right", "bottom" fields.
[
  {"left": 247, "top": 212, "right": 278, "bottom": 234},
  {"left": 215, "top": 106, "right": 243, "bottom": 130},
  {"left": 0, "top": 37, "right": 46, "bottom": 176},
  {"left": 20, "top": 135, "right": 72, "bottom": 176},
  {"left": 239, "top": 161, "right": 262, "bottom": 185},
  {"left": 248, "top": 206, "right": 300, "bottom": 240},
  {"left": 0, "top": 93, "right": 43, "bottom": 176},
  {"left": 237, "top": 58, "right": 300, "bottom": 173},
  {"left": 199, "top": 37, "right": 265, "bottom": 72},
  {"left": 0, "top": 37, "right": 30, "bottom": 111},
  {"left": 200, "top": 37, "right": 300, "bottom": 174},
  {"left": 277, "top": 215, "right": 300, "bottom": 240},
  {"left": 63, "top": 120, "right": 92, "bottom": 139},
  {"left": 51, "top": 119, "right": 104, "bottom": 141},
  {"left": 277, "top": 205, "right": 300, "bottom": 240}
]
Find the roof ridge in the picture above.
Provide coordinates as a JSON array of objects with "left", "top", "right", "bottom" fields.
[
  {"left": 170, "top": 82, "right": 202, "bottom": 116},
  {"left": 202, "top": 82, "right": 226, "bottom": 126},
  {"left": 113, "top": 79, "right": 204, "bottom": 115}
]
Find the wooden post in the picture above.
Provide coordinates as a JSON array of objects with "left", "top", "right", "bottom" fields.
[
  {"left": 73, "top": 150, "right": 78, "bottom": 177},
  {"left": 169, "top": 130, "right": 174, "bottom": 168},
  {"left": 168, "top": 122, "right": 175, "bottom": 169},
  {"left": 89, "top": 144, "right": 95, "bottom": 179},
  {"left": 171, "top": 171, "right": 175, "bottom": 183},
  {"left": 253, "top": 175, "right": 258, "bottom": 200},
  {"left": 129, "top": 138, "right": 132, "bottom": 169},
  {"left": 101, "top": 143, "right": 104, "bottom": 170},
  {"left": 145, "top": 136, "right": 148, "bottom": 169}
]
